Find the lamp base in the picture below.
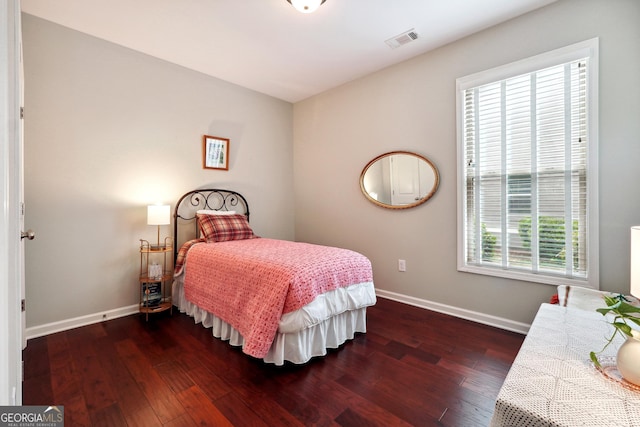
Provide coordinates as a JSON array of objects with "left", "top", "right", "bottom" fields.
[{"left": 617, "top": 330, "right": 640, "bottom": 386}]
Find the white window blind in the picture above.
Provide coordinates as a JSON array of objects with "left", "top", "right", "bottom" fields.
[{"left": 456, "top": 39, "right": 598, "bottom": 287}]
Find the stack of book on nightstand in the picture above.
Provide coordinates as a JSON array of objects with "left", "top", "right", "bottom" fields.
[{"left": 142, "top": 282, "right": 162, "bottom": 307}]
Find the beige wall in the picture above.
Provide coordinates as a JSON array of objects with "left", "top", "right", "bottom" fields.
[
  {"left": 22, "top": 0, "right": 640, "bottom": 333},
  {"left": 22, "top": 14, "right": 294, "bottom": 328},
  {"left": 293, "top": 0, "right": 640, "bottom": 325}
]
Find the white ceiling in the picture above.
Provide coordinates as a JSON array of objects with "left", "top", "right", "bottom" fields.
[{"left": 21, "top": 0, "right": 557, "bottom": 103}]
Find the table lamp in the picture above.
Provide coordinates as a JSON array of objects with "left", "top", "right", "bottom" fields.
[
  {"left": 631, "top": 226, "right": 640, "bottom": 299},
  {"left": 617, "top": 226, "right": 640, "bottom": 386},
  {"left": 147, "top": 204, "right": 170, "bottom": 249}
]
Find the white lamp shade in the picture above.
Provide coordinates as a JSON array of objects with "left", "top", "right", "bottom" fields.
[
  {"left": 631, "top": 226, "right": 640, "bottom": 298},
  {"left": 289, "top": 0, "right": 324, "bottom": 13},
  {"left": 147, "top": 205, "right": 170, "bottom": 226}
]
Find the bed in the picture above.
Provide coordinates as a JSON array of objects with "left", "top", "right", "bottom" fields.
[{"left": 172, "top": 189, "right": 376, "bottom": 365}]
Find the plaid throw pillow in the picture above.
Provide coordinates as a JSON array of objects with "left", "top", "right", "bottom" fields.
[{"left": 197, "top": 213, "right": 257, "bottom": 242}]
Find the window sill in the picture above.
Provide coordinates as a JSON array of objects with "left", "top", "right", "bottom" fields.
[{"left": 458, "top": 263, "right": 597, "bottom": 290}]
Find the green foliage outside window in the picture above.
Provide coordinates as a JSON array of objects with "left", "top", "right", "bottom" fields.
[
  {"left": 518, "top": 216, "right": 579, "bottom": 268},
  {"left": 482, "top": 223, "right": 497, "bottom": 261}
]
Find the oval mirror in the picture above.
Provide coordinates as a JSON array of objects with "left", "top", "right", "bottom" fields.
[{"left": 360, "top": 151, "right": 439, "bottom": 209}]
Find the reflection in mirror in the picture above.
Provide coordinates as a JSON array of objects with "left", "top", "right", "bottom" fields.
[{"left": 360, "top": 151, "right": 439, "bottom": 209}]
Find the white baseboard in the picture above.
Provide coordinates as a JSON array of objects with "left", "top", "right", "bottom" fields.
[
  {"left": 25, "top": 304, "right": 139, "bottom": 341},
  {"left": 375, "top": 289, "right": 530, "bottom": 335},
  {"left": 25, "top": 291, "right": 530, "bottom": 342}
]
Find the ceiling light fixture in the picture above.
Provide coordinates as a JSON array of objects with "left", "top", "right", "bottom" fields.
[{"left": 286, "top": 0, "right": 326, "bottom": 14}]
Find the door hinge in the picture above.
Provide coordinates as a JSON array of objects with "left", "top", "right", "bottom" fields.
[
  {"left": 20, "top": 107, "right": 24, "bottom": 119},
  {"left": 21, "top": 299, "right": 25, "bottom": 312}
]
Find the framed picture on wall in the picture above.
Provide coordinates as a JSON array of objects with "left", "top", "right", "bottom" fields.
[{"left": 203, "top": 135, "right": 230, "bottom": 170}]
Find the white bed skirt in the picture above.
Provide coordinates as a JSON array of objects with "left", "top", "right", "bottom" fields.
[{"left": 172, "top": 279, "right": 369, "bottom": 365}]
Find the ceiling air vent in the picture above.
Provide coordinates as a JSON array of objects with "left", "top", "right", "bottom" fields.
[{"left": 385, "top": 29, "right": 419, "bottom": 49}]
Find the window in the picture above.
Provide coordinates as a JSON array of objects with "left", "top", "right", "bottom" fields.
[
  {"left": 508, "top": 174, "right": 531, "bottom": 214},
  {"left": 456, "top": 39, "right": 599, "bottom": 288}
]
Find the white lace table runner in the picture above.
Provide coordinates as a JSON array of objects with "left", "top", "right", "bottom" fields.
[{"left": 490, "top": 303, "right": 640, "bottom": 427}]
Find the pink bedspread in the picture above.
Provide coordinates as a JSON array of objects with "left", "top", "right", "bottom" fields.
[{"left": 182, "top": 238, "right": 373, "bottom": 358}]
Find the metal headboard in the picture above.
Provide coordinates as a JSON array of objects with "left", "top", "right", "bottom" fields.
[{"left": 173, "top": 189, "right": 250, "bottom": 262}]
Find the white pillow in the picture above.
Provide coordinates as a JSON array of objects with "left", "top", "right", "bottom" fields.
[{"left": 196, "top": 209, "right": 236, "bottom": 215}]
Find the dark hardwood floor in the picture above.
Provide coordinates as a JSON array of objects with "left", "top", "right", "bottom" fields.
[{"left": 23, "top": 297, "right": 524, "bottom": 426}]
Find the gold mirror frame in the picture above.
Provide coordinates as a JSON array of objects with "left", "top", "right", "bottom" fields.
[{"left": 359, "top": 151, "right": 440, "bottom": 209}]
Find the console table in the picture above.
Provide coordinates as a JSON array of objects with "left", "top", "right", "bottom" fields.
[{"left": 490, "top": 303, "right": 640, "bottom": 427}]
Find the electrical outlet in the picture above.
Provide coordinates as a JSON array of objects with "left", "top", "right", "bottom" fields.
[{"left": 398, "top": 259, "right": 406, "bottom": 272}]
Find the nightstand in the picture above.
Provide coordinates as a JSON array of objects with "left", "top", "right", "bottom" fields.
[{"left": 139, "top": 237, "right": 173, "bottom": 320}]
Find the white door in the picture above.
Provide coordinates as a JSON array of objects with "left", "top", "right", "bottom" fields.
[
  {"left": 0, "top": 0, "right": 25, "bottom": 406},
  {"left": 390, "top": 154, "right": 421, "bottom": 205},
  {"left": 18, "top": 2, "right": 27, "bottom": 350}
]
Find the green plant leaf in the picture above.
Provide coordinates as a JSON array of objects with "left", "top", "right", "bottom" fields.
[
  {"left": 613, "top": 322, "right": 633, "bottom": 336},
  {"left": 616, "top": 301, "right": 640, "bottom": 314},
  {"left": 596, "top": 307, "right": 614, "bottom": 316},
  {"left": 590, "top": 351, "right": 601, "bottom": 368},
  {"left": 602, "top": 295, "right": 624, "bottom": 307},
  {"left": 625, "top": 317, "right": 640, "bottom": 327}
]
